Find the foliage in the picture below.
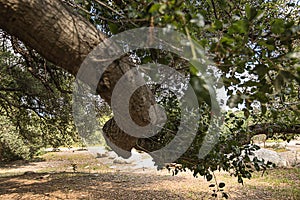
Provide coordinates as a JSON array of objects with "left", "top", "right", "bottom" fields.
[
  {"left": 67, "top": 0, "right": 300, "bottom": 183},
  {"left": 68, "top": 0, "right": 300, "bottom": 126},
  {"left": 0, "top": 116, "right": 31, "bottom": 161},
  {"left": 0, "top": 34, "right": 80, "bottom": 160},
  {"left": 0, "top": 32, "right": 113, "bottom": 160}
]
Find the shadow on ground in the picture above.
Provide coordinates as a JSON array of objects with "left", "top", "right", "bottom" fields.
[{"left": 0, "top": 171, "right": 206, "bottom": 199}]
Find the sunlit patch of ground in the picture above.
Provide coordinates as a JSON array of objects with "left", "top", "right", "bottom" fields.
[{"left": 0, "top": 149, "right": 299, "bottom": 199}]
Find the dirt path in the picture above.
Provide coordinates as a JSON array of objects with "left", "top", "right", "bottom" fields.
[
  {"left": 0, "top": 148, "right": 157, "bottom": 175},
  {"left": 0, "top": 148, "right": 299, "bottom": 200}
]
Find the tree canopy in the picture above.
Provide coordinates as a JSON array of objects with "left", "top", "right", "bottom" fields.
[{"left": 0, "top": 0, "right": 299, "bottom": 185}]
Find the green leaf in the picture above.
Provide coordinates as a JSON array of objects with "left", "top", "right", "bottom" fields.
[
  {"left": 254, "top": 64, "right": 268, "bottom": 77},
  {"left": 108, "top": 22, "right": 119, "bottom": 34},
  {"left": 229, "top": 20, "right": 249, "bottom": 34},
  {"left": 280, "top": 70, "right": 294, "bottom": 80},
  {"left": 189, "top": 65, "right": 198, "bottom": 76},
  {"left": 271, "top": 19, "right": 285, "bottom": 34},
  {"left": 148, "top": 3, "right": 161, "bottom": 13},
  {"left": 254, "top": 162, "right": 260, "bottom": 171},
  {"left": 256, "top": 92, "right": 268, "bottom": 103},
  {"left": 245, "top": 4, "right": 258, "bottom": 20},
  {"left": 141, "top": 55, "right": 152, "bottom": 64},
  {"left": 206, "top": 174, "right": 213, "bottom": 181},
  {"left": 220, "top": 36, "right": 235, "bottom": 45},
  {"left": 213, "top": 20, "right": 223, "bottom": 30},
  {"left": 261, "top": 104, "right": 267, "bottom": 114},
  {"left": 159, "top": 4, "right": 167, "bottom": 14},
  {"left": 274, "top": 73, "right": 284, "bottom": 91},
  {"left": 258, "top": 40, "right": 275, "bottom": 51},
  {"left": 245, "top": 4, "right": 251, "bottom": 19}
]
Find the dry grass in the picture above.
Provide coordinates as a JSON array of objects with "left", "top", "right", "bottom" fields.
[{"left": 0, "top": 150, "right": 299, "bottom": 200}]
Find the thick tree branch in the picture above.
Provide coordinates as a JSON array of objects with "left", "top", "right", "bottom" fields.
[
  {"left": 0, "top": 0, "right": 156, "bottom": 157},
  {"left": 249, "top": 123, "right": 300, "bottom": 137},
  {"left": 236, "top": 123, "right": 300, "bottom": 145},
  {"left": 0, "top": 0, "right": 105, "bottom": 75}
]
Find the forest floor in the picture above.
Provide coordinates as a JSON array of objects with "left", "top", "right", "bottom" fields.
[{"left": 0, "top": 142, "right": 299, "bottom": 200}]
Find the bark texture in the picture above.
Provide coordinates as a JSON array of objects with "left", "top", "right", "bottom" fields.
[{"left": 0, "top": 0, "right": 104, "bottom": 75}]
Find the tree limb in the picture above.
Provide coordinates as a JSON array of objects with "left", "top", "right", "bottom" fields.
[
  {"left": 0, "top": 0, "right": 156, "bottom": 157},
  {"left": 236, "top": 123, "right": 300, "bottom": 145},
  {"left": 249, "top": 123, "right": 300, "bottom": 137}
]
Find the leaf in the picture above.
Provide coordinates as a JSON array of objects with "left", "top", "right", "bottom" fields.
[
  {"left": 222, "top": 192, "right": 229, "bottom": 199},
  {"left": 254, "top": 162, "right": 260, "bottom": 171},
  {"left": 243, "top": 108, "right": 250, "bottom": 119},
  {"left": 229, "top": 20, "right": 249, "bottom": 34},
  {"left": 148, "top": 3, "right": 160, "bottom": 13},
  {"left": 274, "top": 73, "right": 284, "bottom": 92},
  {"left": 261, "top": 104, "right": 267, "bottom": 114},
  {"left": 213, "top": 19, "right": 223, "bottom": 30},
  {"left": 219, "top": 182, "right": 225, "bottom": 188},
  {"left": 287, "top": 2, "right": 295, "bottom": 7},
  {"left": 189, "top": 75, "right": 211, "bottom": 106},
  {"left": 238, "top": 176, "right": 244, "bottom": 185},
  {"left": 141, "top": 55, "right": 152, "bottom": 64},
  {"left": 254, "top": 64, "right": 268, "bottom": 77},
  {"left": 158, "top": 4, "right": 167, "bottom": 14},
  {"left": 255, "top": 10, "right": 265, "bottom": 21},
  {"left": 189, "top": 65, "right": 198, "bottom": 76},
  {"left": 206, "top": 174, "right": 213, "bottom": 181},
  {"left": 245, "top": 4, "right": 258, "bottom": 20},
  {"left": 258, "top": 40, "right": 275, "bottom": 51},
  {"left": 271, "top": 19, "right": 285, "bottom": 34},
  {"left": 280, "top": 70, "right": 294, "bottom": 80},
  {"left": 245, "top": 4, "right": 251, "bottom": 19},
  {"left": 256, "top": 92, "right": 268, "bottom": 103},
  {"left": 108, "top": 22, "right": 119, "bottom": 34},
  {"left": 220, "top": 36, "right": 235, "bottom": 45}
]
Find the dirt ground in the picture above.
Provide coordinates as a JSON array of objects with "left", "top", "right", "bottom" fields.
[{"left": 0, "top": 148, "right": 299, "bottom": 200}]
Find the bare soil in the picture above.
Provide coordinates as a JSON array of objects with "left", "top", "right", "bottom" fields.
[{"left": 0, "top": 149, "right": 299, "bottom": 200}]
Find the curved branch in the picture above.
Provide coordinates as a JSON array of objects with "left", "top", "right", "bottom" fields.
[
  {"left": 0, "top": 0, "right": 105, "bottom": 75},
  {"left": 0, "top": 0, "right": 156, "bottom": 157}
]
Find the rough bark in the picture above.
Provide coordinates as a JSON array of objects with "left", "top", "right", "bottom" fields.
[
  {"left": 0, "top": 0, "right": 104, "bottom": 75},
  {"left": 0, "top": 0, "right": 154, "bottom": 157}
]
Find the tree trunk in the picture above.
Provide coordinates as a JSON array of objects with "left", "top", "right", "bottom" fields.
[{"left": 0, "top": 0, "right": 155, "bottom": 157}]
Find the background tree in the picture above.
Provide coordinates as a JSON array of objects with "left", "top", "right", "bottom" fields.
[{"left": 0, "top": 32, "right": 81, "bottom": 160}]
